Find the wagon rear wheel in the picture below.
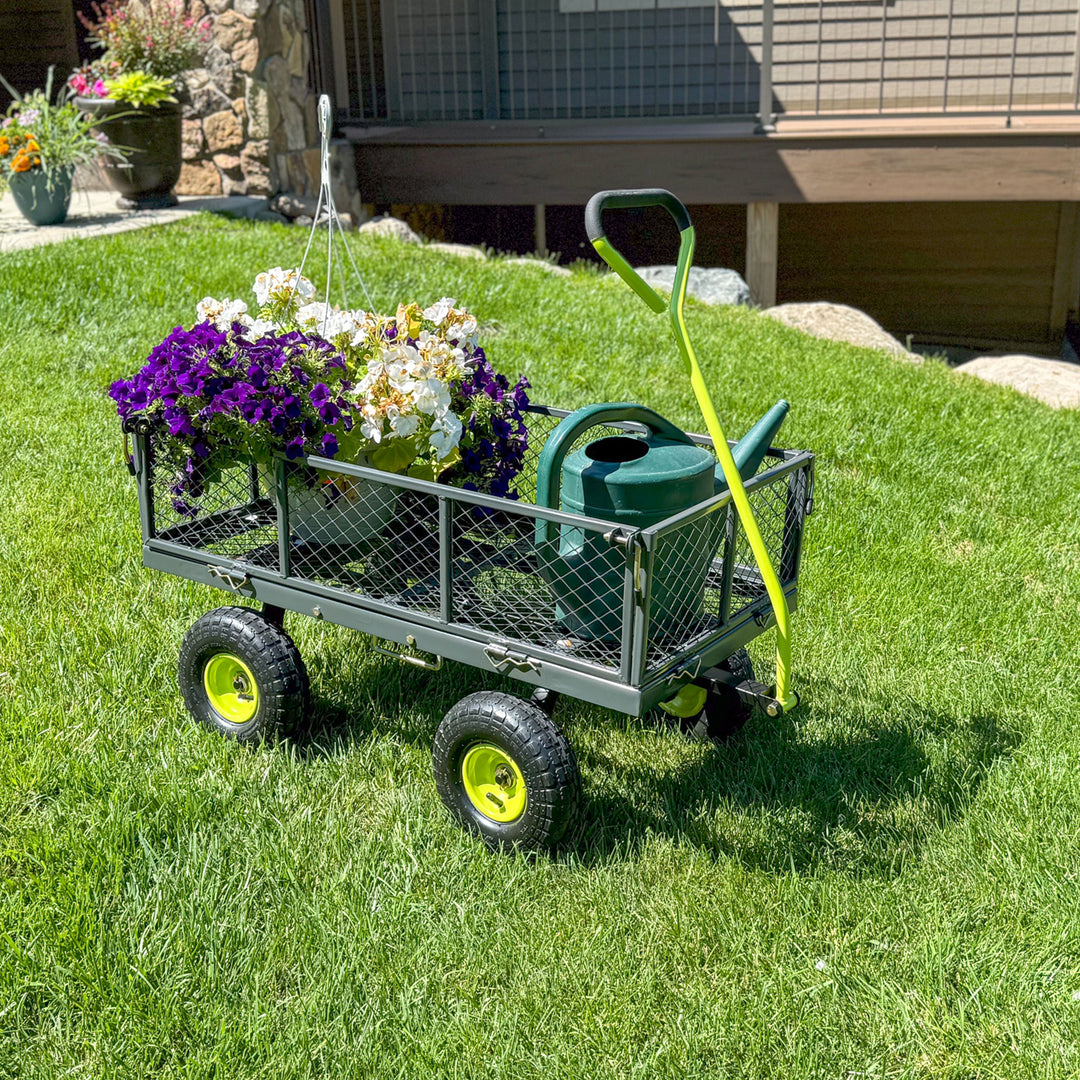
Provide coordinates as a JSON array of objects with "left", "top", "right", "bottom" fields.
[
  {"left": 657, "top": 648, "right": 756, "bottom": 744},
  {"left": 433, "top": 691, "right": 582, "bottom": 852},
  {"left": 178, "top": 606, "right": 309, "bottom": 742}
]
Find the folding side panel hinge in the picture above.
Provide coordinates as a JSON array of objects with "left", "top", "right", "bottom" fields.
[
  {"left": 484, "top": 643, "right": 542, "bottom": 676},
  {"left": 208, "top": 566, "right": 251, "bottom": 592}
]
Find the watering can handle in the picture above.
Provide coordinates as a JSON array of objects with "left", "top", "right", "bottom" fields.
[
  {"left": 534, "top": 403, "right": 693, "bottom": 547},
  {"left": 585, "top": 189, "right": 693, "bottom": 315}
]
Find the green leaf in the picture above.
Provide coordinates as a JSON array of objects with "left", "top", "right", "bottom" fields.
[{"left": 370, "top": 436, "right": 418, "bottom": 474}]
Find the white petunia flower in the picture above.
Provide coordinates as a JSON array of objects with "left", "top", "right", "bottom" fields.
[
  {"left": 196, "top": 296, "right": 224, "bottom": 323},
  {"left": 197, "top": 297, "right": 250, "bottom": 331},
  {"left": 422, "top": 297, "right": 456, "bottom": 326},
  {"left": 297, "top": 301, "right": 331, "bottom": 326},
  {"left": 360, "top": 404, "right": 383, "bottom": 444},
  {"left": 429, "top": 412, "right": 463, "bottom": 459},
  {"left": 412, "top": 377, "right": 452, "bottom": 416},
  {"left": 389, "top": 411, "right": 420, "bottom": 440},
  {"left": 253, "top": 267, "right": 315, "bottom": 307},
  {"left": 238, "top": 316, "right": 275, "bottom": 341}
]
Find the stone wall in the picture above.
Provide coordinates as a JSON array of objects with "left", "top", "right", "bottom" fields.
[{"left": 177, "top": 0, "right": 361, "bottom": 219}]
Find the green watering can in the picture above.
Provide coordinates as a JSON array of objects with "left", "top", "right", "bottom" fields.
[{"left": 534, "top": 400, "right": 788, "bottom": 642}]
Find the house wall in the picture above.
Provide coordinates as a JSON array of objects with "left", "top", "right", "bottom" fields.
[{"left": 777, "top": 201, "right": 1076, "bottom": 352}]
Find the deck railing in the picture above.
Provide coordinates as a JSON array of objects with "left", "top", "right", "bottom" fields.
[{"left": 327, "top": 1, "right": 1080, "bottom": 126}]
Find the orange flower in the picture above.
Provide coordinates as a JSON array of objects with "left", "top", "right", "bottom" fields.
[
  {"left": 0, "top": 137, "right": 9, "bottom": 156},
  {"left": 11, "top": 151, "right": 34, "bottom": 172},
  {"left": 25, "top": 137, "right": 39, "bottom": 152}
]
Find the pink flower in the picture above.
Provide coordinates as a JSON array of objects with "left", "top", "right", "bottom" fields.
[
  {"left": 70, "top": 73, "right": 89, "bottom": 95},
  {"left": 92, "top": 79, "right": 108, "bottom": 97}
]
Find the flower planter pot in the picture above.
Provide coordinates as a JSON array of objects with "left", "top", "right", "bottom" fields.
[
  {"left": 7, "top": 166, "right": 74, "bottom": 225},
  {"left": 75, "top": 97, "right": 181, "bottom": 210},
  {"left": 265, "top": 462, "right": 399, "bottom": 546}
]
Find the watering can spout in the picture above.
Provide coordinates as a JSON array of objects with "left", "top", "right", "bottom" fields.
[{"left": 718, "top": 399, "right": 789, "bottom": 490}]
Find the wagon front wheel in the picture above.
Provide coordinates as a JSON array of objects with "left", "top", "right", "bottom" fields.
[
  {"left": 433, "top": 691, "right": 582, "bottom": 852},
  {"left": 178, "top": 606, "right": 309, "bottom": 742}
]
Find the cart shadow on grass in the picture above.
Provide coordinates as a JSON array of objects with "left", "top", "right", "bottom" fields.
[
  {"left": 571, "top": 682, "right": 1019, "bottom": 875},
  {"left": 292, "top": 658, "right": 1019, "bottom": 876}
]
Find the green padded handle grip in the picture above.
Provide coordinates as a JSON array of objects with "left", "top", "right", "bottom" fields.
[
  {"left": 534, "top": 403, "right": 693, "bottom": 549},
  {"left": 585, "top": 189, "right": 694, "bottom": 315}
]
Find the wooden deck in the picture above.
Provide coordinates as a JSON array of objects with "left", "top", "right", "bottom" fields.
[{"left": 343, "top": 114, "right": 1080, "bottom": 205}]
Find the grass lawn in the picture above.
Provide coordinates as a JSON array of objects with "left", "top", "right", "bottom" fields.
[{"left": 2, "top": 214, "right": 1080, "bottom": 1078}]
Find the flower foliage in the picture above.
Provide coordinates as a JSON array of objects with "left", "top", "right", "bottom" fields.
[
  {"left": 0, "top": 69, "right": 124, "bottom": 196},
  {"left": 71, "top": 0, "right": 210, "bottom": 98},
  {"left": 110, "top": 269, "right": 530, "bottom": 516}
]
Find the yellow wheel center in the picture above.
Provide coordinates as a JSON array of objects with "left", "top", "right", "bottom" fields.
[
  {"left": 203, "top": 653, "right": 260, "bottom": 726},
  {"left": 461, "top": 743, "right": 527, "bottom": 823}
]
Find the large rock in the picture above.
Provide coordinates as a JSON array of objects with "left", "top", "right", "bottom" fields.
[
  {"left": 203, "top": 109, "right": 243, "bottom": 152},
  {"left": 270, "top": 192, "right": 320, "bottom": 219},
  {"left": 764, "top": 302, "right": 916, "bottom": 358},
  {"left": 176, "top": 160, "right": 222, "bottom": 196},
  {"left": 425, "top": 241, "right": 486, "bottom": 260},
  {"left": 358, "top": 216, "right": 423, "bottom": 244},
  {"left": 186, "top": 83, "right": 233, "bottom": 119},
  {"left": 504, "top": 256, "right": 572, "bottom": 278},
  {"left": 954, "top": 355, "right": 1080, "bottom": 409},
  {"left": 244, "top": 78, "right": 270, "bottom": 141},
  {"left": 212, "top": 10, "right": 254, "bottom": 52},
  {"left": 634, "top": 265, "right": 751, "bottom": 307},
  {"left": 204, "top": 43, "right": 239, "bottom": 97},
  {"left": 181, "top": 119, "right": 205, "bottom": 160},
  {"left": 240, "top": 140, "right": 271, "bottom": 195}
]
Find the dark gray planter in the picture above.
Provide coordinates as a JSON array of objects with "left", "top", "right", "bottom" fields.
[
  {"left": 8, "top": 166, "right": 74, "bottom": 225},
  {"left": 76, "top": 96, "right": 182, "bottom": 210}
]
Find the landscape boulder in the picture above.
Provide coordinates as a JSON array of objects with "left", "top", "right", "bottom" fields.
[
  {"left": 633, "top": 265, "right": 752, "bottom": 307},
  {"left": 358, "top": 216, "right": 423, "bottom": 244},
  {"left": 764, "top": 302, "right": 916, "bottom": 358},
  {"left": 954, "top": 354, "right": 1080, "bottom": 409}
]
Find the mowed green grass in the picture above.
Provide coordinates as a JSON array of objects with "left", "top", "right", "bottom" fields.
[{"left": 2, "top": 215, "right": 1080, "bottom": 1078}]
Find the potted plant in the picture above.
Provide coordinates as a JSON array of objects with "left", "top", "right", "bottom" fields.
[
  {"left": 109, "top": 268, "right": 532, "bottom": 540},
  {"left": 0, "top": 68, "right": 125, "bottom": 226},
  {"left": 71, "top": 0, "right": 210, "bottom": 209}
]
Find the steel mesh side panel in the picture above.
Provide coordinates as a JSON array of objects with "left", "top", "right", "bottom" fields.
[
  {"left": 285, "top": 472, "right": 442, "bottom": 618},
  {"left": 449, "top": 503, "right": 626, "bottom": 672},
  {"left": 644, "top": 505, "right": 730, "bottom": 674},
  {"left": 727, "top": 465, "right": 798, "bottom": 620},
  {"left": 645, "top": 459, "right": 811, "bottom": 677},
  {"left": 150, "top": 444, "right": 278, "bottom": 568}
]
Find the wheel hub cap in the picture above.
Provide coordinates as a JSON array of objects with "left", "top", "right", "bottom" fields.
[
  {"left": 203, "top": 653, "right": 260, "bottom": 725},
  {"left": 461, "top": 743, "right": 527, "bottom": 823}
]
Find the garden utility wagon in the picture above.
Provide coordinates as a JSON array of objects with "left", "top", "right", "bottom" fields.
[{"left": 122, "top": 189, "right": 814, "bottom": 852}]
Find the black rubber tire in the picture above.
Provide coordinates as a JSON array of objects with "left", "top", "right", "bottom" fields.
[
  {"left": 670, "top": 648, "right": 756, "bottom": 744},
  {"left": 178, "top": 606, "right": 309, "bottom": 743},
  {"left": 433, "top": 691, "right": 582, "bottom": 852}
]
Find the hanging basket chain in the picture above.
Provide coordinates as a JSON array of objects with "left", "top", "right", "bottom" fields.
[{"left": 289, "top": 94, "right": 373, "bottom": 331}]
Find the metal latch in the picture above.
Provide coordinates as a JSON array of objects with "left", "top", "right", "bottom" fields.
[
  {"left": 606, "top": 529, "right": 646, "bottom": 599},
  {"left": 373, "top": 635, "right": 443, "bottom": 672},
  {"left": 484, "top": 644, "right": 541, "bottom": 676},
  {"left": 208, "top": 566, "right": 250, "bottom": 591}
]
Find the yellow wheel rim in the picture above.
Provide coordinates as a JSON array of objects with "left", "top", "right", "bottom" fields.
[
  {"left": 203, "top": 653, "right": 260, "bottom": 726},
  {"left": 461, "top": 743, "right": 527, "bottom": 823}
]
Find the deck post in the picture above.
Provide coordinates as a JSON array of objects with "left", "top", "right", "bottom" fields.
[
  {"left": 746, "top": 202, "right": 779, "bottom": 308},
  {"left": 534, "top": 204, "right": 547, "bottom": 256}
]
